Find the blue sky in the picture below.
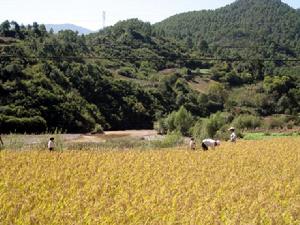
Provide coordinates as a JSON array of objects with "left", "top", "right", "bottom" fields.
[{"left": 1, "top": 0, "right": 299, "bottom": 30}]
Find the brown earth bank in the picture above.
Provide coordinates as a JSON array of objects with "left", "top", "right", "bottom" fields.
[
  {"left": 1, "top": 130, "right": 159, "bottom": 145},
  {"left": 72, "top": 130, "right": 159, "bottom": 143}
]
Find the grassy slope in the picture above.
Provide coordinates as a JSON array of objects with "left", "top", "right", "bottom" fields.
[
  {"left": 188, "top": 76, "right": 218, "bottom": 94},
  {"left": 244, "top": 132, "right": 300, "bottom": 140}
]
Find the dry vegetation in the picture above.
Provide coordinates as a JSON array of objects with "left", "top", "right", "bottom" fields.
[
  {"left": 188, "top": 77, "right": 217, "bottom": 94},
  {"left": 0, "top": 138, "right": 299, "bottom": 224}
]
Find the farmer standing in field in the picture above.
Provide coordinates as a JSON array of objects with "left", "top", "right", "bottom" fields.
[
  {"left": 201, "top": 139, "right": 220, "bottom": 151},
  {"left": 48, "top": 137, "right": 55, "bottom": 151},
  {"left": 228, "top": 127, "right": 237, "bottom": 142},
  {"left": 189, "top": 137, "right": 196, "bottom": 150}
]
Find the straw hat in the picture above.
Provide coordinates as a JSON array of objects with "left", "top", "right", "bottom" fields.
[{"left": 228, "top": 127, "right": 235, "bottom": 131}]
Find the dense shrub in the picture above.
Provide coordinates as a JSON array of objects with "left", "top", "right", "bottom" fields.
[
  {"left": 215, "top": 127, "right": 244, "bottom": 141},
  {"left": 154, "top": 106, "right": 194, "bottom": 136},
  {"left": 190, "top": 119, "right": 207, "bottom": 141},
  {"left": 0, "top": 115, "right": 47, "bottom": 133},
  {"left": 263, "top": 116, "right": 286, "bottom": 130},
  {"left": 154, "top": 118, "right": 168, "bottom": 135},
  {"left": 191, "top": 112, "right": 233, "bottom": 141},
  {"left": 150, "top": 131, "right": 184, "bottom": 148},
  {"left": 173, "top": 106, "right": 194, "bottom": 135},
  {"left": 118, "top": 67, "right": 136, "bottom": 78},
  {"left": 231, "top": 114, "right": 262, "bottom": 130},
  {"left": 91, "top": 124, "right": 104, "bottom": 134}
]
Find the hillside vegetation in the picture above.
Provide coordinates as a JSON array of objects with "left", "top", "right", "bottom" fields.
[
  {"left": 1, "top": 0, "right": 300, "bottom": 134},
  {"left": 155, "top": 0, "right": 300, "bottom": 59}
]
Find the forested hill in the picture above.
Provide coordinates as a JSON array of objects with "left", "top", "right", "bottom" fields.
[
  {"left": 1, "top": 1, "right": 300, "bottom": 134},
  {"left": 0, "top": 20, "right": 208, "bottom": 133},
  {"left": 155, "top": 0, "right": 300, "bottom": 59}
]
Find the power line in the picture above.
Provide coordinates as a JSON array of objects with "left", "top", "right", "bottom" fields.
[
  {"left": 1, "top": 54, "right": 300, "bottom": 62},
  {"left": 1, "top": 42, "right": 298, "bottom": 51}
]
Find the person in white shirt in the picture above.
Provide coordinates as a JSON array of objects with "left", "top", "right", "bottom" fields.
[
  {"left": 228, "top": 127, "right": 237, "bottom": 142},
  {"left": 189, "top": 138, "right": 196, "bottom": 150},
  {"left": 48, "top": 137, "right": 55, "bottom": 151},
  {"left": 201, "top": 139, "right": 220, "bottom": 151}
]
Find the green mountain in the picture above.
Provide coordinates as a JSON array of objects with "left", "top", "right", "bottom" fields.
[
  {"left": 1, "top": 1, "right": 300, "bottom": 134},
  {"left": 0, "top": 20, "right": 211, "bottom": 133},
  {"left": 155, "top": 0, "right": 300, "bottom": 59}
]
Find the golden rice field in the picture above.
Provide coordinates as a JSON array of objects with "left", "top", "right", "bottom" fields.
[{"left": 0, "top": 138, "right": 299, "bottom": 225}]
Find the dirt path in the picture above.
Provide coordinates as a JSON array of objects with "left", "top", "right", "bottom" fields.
[
  {"left": 104, "top": 130, "right": 157, "bottom": 137},
  {"left": 2, "top": 130, "right": 159, "bottom": 145},
  {"left": 69, "top": 130, "right": 158, "bottom": 143}
]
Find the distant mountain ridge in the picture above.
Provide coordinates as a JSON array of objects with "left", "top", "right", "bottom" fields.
[{"left": 45, "top": 24, "right": 93, "bottom": 35}]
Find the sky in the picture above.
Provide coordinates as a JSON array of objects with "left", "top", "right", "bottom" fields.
[{"left": 1, "top": 0, "right": 299, "bottom": 31}]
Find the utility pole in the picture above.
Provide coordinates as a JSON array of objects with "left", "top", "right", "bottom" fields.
[{"left": 102, "top": 11, "right": 106, "bottom": 29}]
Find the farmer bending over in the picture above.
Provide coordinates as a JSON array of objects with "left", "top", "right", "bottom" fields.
[{"left": 201, "top": 139, "right": 220, "bottom": 151}]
